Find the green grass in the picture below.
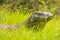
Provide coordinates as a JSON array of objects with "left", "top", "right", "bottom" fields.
[
  {"left": 0, "top": 18, "right": 60, "bottom": 40},
  {"left": 42, "top": 18, "right": 60, "bottom": 40},
  {"left": 0, "top": 8, "right": 31, "bottom": 24}
]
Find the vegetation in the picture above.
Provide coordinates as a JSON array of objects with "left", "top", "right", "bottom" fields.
[{"left": 0, "top": 0, "right": 60, "bottom": 40}]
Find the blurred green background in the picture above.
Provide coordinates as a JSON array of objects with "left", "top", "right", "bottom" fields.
[{"left": 0, "top": 0, "right": 60, "bottom": 40}]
